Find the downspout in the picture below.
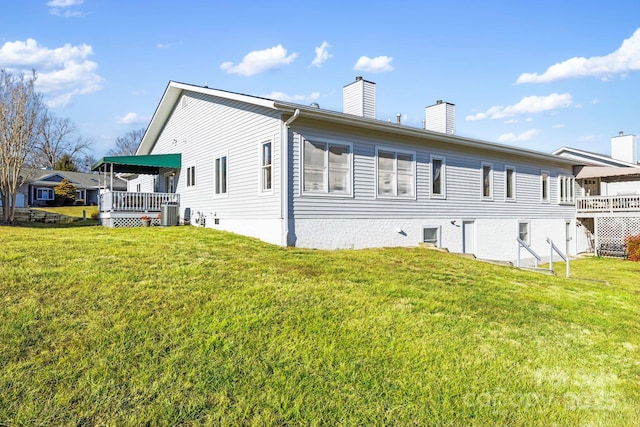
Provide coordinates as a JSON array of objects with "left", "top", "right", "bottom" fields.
[{"left": 281, "top": 108, "right": 300, "bottom": 247}]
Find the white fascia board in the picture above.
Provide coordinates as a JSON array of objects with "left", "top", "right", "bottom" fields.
[{"left": 274, "top": 103, "right": 579, "bottom": 167}]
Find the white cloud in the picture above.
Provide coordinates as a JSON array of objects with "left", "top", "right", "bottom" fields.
[
  {"left": 157, "top": 43, "right": 171, "bottom": 49},
  {"left": 465, "top": 93, "right": 572, "bottom": 121},
  {"left": 504, "top": 119, "right": 519, "bottom": 124},
  {"left": 354, "top": 55, "right": 393, "bottom": 73},
  {"left": 47, "top": 0, "right": 84, "bottom": 17},
  {"left": 517, "top": 28, "right": 640, "bottom": 83},
  {"left": 311, "top": 41, "right": 332, "bottom": 67},
  {"left": 220, "top": 44, "right": 297, "bottom": 76},
  {"left": 262, "top": 91, "right": 320, "bottom": 103},
  {"left": 497, "top": 129, "right": 541, "bottom": 143},
  {"left": 116, "top": 112, "right": 147, "bottom": 124},
  {"left": 552, "top": 123, "right": 565, "bottom": 128},
  {"left": 0, "top": 38, "right": 105, "bottom": 107},
  {"left": 47, "top": 0, "right": 83, "bottom": 6}
]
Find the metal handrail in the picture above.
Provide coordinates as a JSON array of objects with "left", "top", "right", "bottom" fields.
[
  {"left": 546, "top": 238, "right": 570, "bottom": 278},
  {"left": 516, "top": 237, "right": 542, "bottom": 268}
]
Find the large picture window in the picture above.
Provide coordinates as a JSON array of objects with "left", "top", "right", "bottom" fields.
[
  {"left": 377, "top": 148, "right": 415, "bottom": 197},
  {"left": 36, "top": 188, "right": 54, "bottom": 201},
  {"left": 215, "top": 155, "right": 227, "bottom": 195},
  {"left": 303, "top": 140, "right": 350, "bottom": 194}
]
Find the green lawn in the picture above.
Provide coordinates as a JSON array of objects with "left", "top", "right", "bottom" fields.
[
  {"left": 32, "top": 205, "right": 98, "bottom": 219},
  {"left": 1, "top": 226, "right": 638, "bottom": 426}
]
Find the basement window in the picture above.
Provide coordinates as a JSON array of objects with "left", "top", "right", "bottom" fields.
[{"left": 422, "top": 226, "right": 440, "bottom": 247}]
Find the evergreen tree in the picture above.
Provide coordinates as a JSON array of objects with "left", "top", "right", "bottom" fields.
[
  {"left": 54, "top": 153, "right": 79, "bottom": 171},
  {"left": 54, "top": 178, "right": 76, "bottom": 206}
]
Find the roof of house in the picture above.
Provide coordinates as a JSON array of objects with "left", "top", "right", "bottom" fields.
[
  {"left": 553, "top": 146, "right": 640, "bottom": 168},
  {"left": 27, "top": 169, "right": 127, "bottom": 190},
  {"left": 137, "top": 80, "right": 581, "bottom": 167}
]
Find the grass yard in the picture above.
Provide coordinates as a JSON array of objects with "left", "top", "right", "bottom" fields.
[
  {"left": 1, "top": 226, "right": 639, "bottom": 426},
  {"left": 32, "top": 205, "right": 99, "bottom": 219}
]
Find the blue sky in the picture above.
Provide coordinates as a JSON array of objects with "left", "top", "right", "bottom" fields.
[{"left": 2, "top": 0, "right": 640, "bottom": 158}]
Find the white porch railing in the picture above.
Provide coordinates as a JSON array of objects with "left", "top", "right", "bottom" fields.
[
  {"left": 99, "top": 191, "right": 180, "bottom": 212},
  {"left": 577, "top": 194, "right": 640, "bottom": 213}
]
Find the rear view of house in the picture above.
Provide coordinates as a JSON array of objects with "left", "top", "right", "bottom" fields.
[{"left": 92, "top": 78, "right": 589, "bottom": 266}]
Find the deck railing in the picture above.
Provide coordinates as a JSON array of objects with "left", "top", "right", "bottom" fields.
[
  {"left": 576, "top": 194, "right": 640, "bottom": 213},
  {"left": 99, "top": 191, "right": 180, "bottom": 212}
]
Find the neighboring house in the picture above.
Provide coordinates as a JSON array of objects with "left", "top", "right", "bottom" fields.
[
  {"left": 17, "top": 169, "right": 127, "bottom": 207},
  {"left": 555, "top": 132, "right": 640, "bottom": 256},
  {"left": 94, "top": 78, "right": 588, "bottom": 265}
]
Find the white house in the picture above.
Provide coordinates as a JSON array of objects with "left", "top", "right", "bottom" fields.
[
  {"left": 555, "top": 132, "right": 640, "bottom": 256},
  {"left": 93, "top": 78, "right": 591, "bottom": 266}
]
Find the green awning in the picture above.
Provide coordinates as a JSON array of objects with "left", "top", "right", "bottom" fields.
[{"left": 92, "top": 154, "right": 182, "bottom": 174}]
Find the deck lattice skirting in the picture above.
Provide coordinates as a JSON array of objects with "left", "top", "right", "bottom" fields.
[{"left": 595, "top": 216, "right": 640, "bottom": 257}]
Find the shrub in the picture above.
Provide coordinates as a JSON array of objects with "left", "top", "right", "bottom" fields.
[
  {"left": 54, "top": 179, "right": 77, "bottom": 206},
  {"left": 624, "top": 234, "right": 640, "bottom": 261}
]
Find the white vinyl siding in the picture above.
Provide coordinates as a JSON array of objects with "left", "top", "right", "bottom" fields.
[
  {"left": 214, "top": 155, "right": 227, "bottom": 195},
  {"left": 431, "top": 156, "right": 445, "bottom": 198},
  {"left": 302, "top": 139, "right": 351, "bottom": 195},
  {"left": 505, "top": 166, "right": 516, "bottom": 201},
  {"left": 376, "top": 147, "right": 415, "bottom": 198},
  {"left": 481, "top": 162, "right": 493, "bottom": 200}
]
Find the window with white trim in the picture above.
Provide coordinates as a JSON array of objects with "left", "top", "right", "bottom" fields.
[
  {"left": 376, "top": 148, "right": 415, "bottom": 198},
  {"left": 261, "top": 141, "right": 272, "bottom": 191},
  {"left": 505, "top": 166, "right": 516, "bottom": 201},
  {"left": 303, "top": 139, "right": 350, "bottom": 194},
  {"left": 186, "top": 166, "right": 196, "bottom": 187},
  {"left": 36, "top": 188, "right": 54, "bottom": 200},
  {"left": 422, "top": 226, "right": 440, "bottom": 247},
  {"left": 431, "top": 156, "right": 445, "bottom": 198},
  {"left": 541, "top": 171, "right": 549, "bottom": 203},
  {"left": 518, "top": 221, "right": 530, "bottom": 244},
  {"left": 215, "top": 155, "right": 227, "bottom": 195},
  {"left": 558, "top": 176, "right": 575, "bottom": 204},
  {"left": 481, "top": 163, "right": 493, "bottom": 200}
]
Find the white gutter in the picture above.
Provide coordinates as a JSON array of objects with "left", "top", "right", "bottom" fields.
[{"left": 281, "top": 109, "right": 300, "bottom": 247}]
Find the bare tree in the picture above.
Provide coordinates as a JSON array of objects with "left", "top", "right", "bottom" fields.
[
  {"left": 78, "top": 153, "right": 98, "bottom": 173},
  {"left": 108, "top": 128, "right": 145, "bottom": 156},
  {"left": 33, "top": 113, "right": 91, "bottom": 169},
  {"left": 0, "top": 69, "right": 45, "bottom": 224}
]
